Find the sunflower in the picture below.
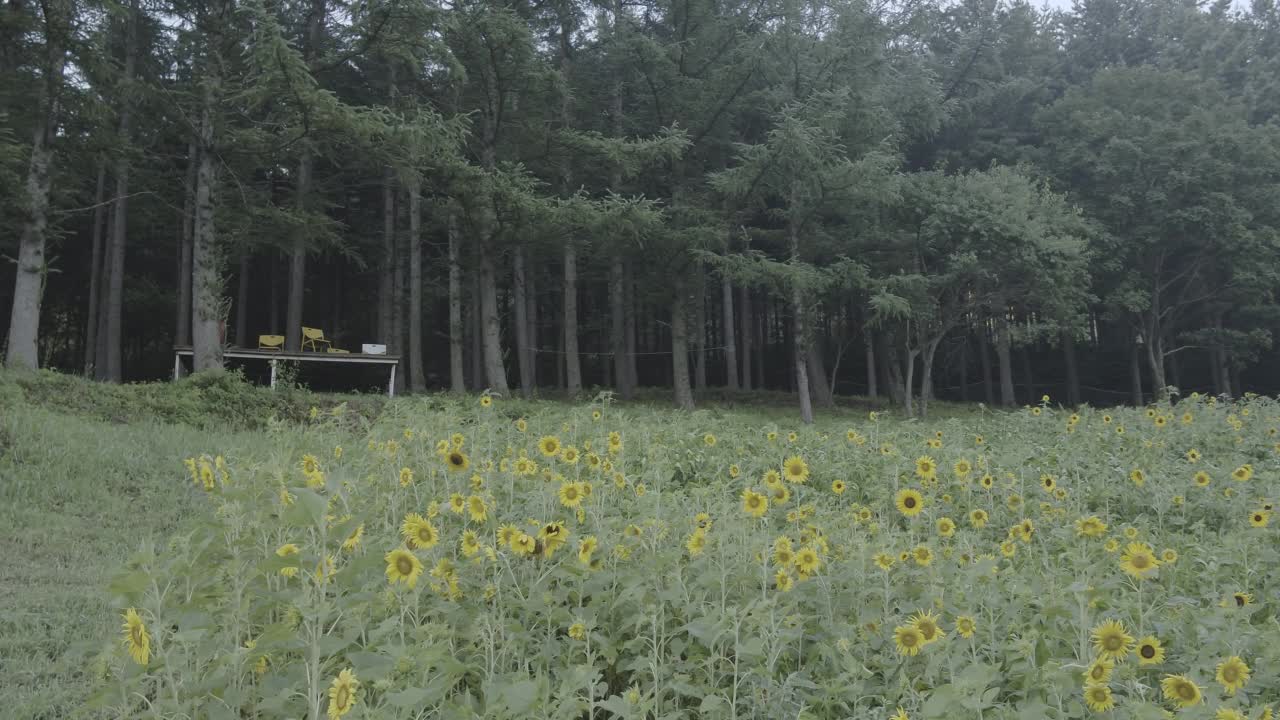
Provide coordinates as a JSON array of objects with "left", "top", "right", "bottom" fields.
[
  {"left": 467, "top": 495, "right": 488, "bottom": 523},
  {"left": 559, "top": 482, "right": 583, "bottom": 509},
  {"left": 954, "top": 615, "right": 976, "bottom": 638},
  {"left": 1075, "top": 515, "right": 1107, "bottom": 538},
  {"left": 742, "top": 489, "right": 768, "bottom": 518},
  {"left": 1091, "top": 620, "right": 1134, "bottom": 661},
  {"left": 1129, "top": 468, "right": 1146, "bottom": 487},
  {"left": 952, "top": 459, "right": 972, "bottom": 478},
  {"left": 1232, "top": 464, "right": 1253, "bottom": 482},
  {"left": 910, "top": 610, "right": 945, "bottom": 644},
  {"left": 795, "top": 547, "right": 821, "bottom": 576},
  {"left": 1082, "top": 683, "right": 1115, "bottom": 713},
  {"left": 783, "top": 456, "right": 810, "bottom": 483},
  {"left": 1186, "top": 448, "right": 1201, "bottom": 462},
  {"left": 912, "top": 544, "right": 933, "bottom": 567},
  {"left": 402, "top": 514, "right": 439, "bottom": 549},
  {"left": 1249, "top": 510, "right": 1271, "bottom": 527},
  {"left": 1104, "top": 538, "right": 1120, "bottom": 553},
  {"left": 1085, "top": 657, "right": 1114, "bottom": 684},
  {"left": 341, "top": 524, "right": 364, "bottom": 552},
  {"left": 775, "top": 570, "right": 794, "bottom": 592},
  {"left": 445, "top": 450, "right": 470, "bottom": 472},
  {"left": 685, "top": 530, "right": 706, "bottom": 557},
  {"left": 727, "top": 464, "right": 741, "bottom": 479},
  {"left": 874, "top": 552, "right": 895, "bottom": 571},
  {"left": 703, "top": 433, "right": 717, "bottom": 447},
  {"left": 915, "top": 456, "right": 938, "bottom": 480},
  {"left": 1215, "top": 709, "right": 1246, "bottom": 720},
  {"left": 890, "top": 708, "right": 909, "bottom": 720},
  {"left": 560, "top": 446, "right": 580, "bottom": 464},
  {"left": 695, "top": 512, "right": 713, "bottom": 531},
  {"left": 1154, "top": 415, "right": 1167, "bottom": 428},
  {"left": 1136, "top": 636, "right": 1165, "bottom": 665},
  {"left": 1041, "top": 474, "right": 1056, "bottom": 492},
  {"left": 121, "top": 608, "right": 151, "bottom": 665},
  {"left": 479, "top": 395, "right": 492, "bottom": 408},
  {"left": 979, "top": 474, "right": 995, "bottom": 489},
  {"left": 936, "top": 517, "right": 956, "bottom": 538},
  {"left": 1216, "top": 656, "right": 1251, "bottom": 695},
  {"left": 969, "top": 509, "right": 989, "bottom": 528},
  {"left": 770, "top": 483, "right": 792, "bottom": 505},
  {"left": 1120, "top": 542, "right": 1160, "bottom": 579},
  {"left": 831, "top": 479, "right": 846, "bottom": 494},
  {"left": 385, "top": 548, "right": 424, "bottom": 588},
  {"left": 896, "top": 489, "right": 925, "bottom": 517},
  {"left": 1161, "top": 548, "right": 1178, "bottom": 563},
  {"left": 538, "top": 435, "right": 562, "bottom": 457},
  {"left": 327, "top": 668, "right": 359, "bottom": 719},
  {"left": 893, "top": 625, "right": 926, "bottom": 656},
  {"left": 511, "top": 533, "right": 537, "bottom": 556},
  {"left": 498, "top": 523, "right": 521, "bottom": 548},
  {"left": 1194, "top": 470, "right": 1212, "bottom": 486},
  {"left": 460, "top": 530, "right": 480, "bottom": 557},
  {"left": 787, "top": 431, "right": 799, "bottom": 443},
  {"left": 538, "top": 522, "right": 568, "bottom": 556},
  {"left": 1000, "top": 541, "right": 1016, "bottom": 557},
  {"left": 449, "top": 493, "right": 466, "bottom": 514},
  {"left": 1160, "top": 674, "right": 1202, "bottom": 709}
]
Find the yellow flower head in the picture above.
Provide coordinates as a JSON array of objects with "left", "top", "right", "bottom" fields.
[
  {"left": 1216, "top": 656, "right": 1251, "bottom": 695},
  {"left": 121, "top": 608, "right": 151, "bottom": 666},
  {"left": 1091, "top": 619, "right": 1134, "bottom": 661},
  {"left": 896, "top": 489, "right": 925, "bottom": 517},
  {"left": 327, "top": 668, "right": 359, "bottom": 719},
  {"left": 1160, "top": 674, "right": 1202, "bottom": 709},
  {"left": 783, "top": 456, "right": 809, "bottom": 483},
  {"left": 385, "top": 547, "right": 424, "bottom": 588}
]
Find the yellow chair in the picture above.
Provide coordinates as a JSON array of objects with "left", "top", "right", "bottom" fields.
[
  {"left": 258, "top": 334, "right": 285, "bottom": 351},
  {"left": 326, "top": 348, "right": 350, "bottom": 354},
  {"left": 301, "top": 327, "right": 333, "bottom": 352}
]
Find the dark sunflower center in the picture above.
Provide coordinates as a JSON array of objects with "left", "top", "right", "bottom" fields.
[
  {"left": 1223, "top": 667, "right": 1239, "bottom": 682},
  {"left": 449, "top": 453, "right": 463, "bottom": 465},
  {"left": 336, "top": 686, "right": 350, "bottom": 708},
  {"left": 1091, "top": 666, "right": 1105, "bottom": 680},
  {"left": 905, "top": 497, "right": 917, "bottom": 508},
  {"left": 1176, "top": 683, "right": 1195, "bottom": 700},
  {"left": 1133, "top": 555, "right": 1150, "bottom": 569},
  {"left": 396, "top": 557, "right": 413, "bottom": 575},
  {"left": 1141, "top": 645, "right": 1155, "bottom": 658},
  {"left": 1104, "top": 636, "right": 1122, "bottom": 650},
  {"left": 1236, "top": 595, "right": 1247, "bottom": 606},
  {"left": 902, "top": 633, "right": 918, "bottom": 646},
  {"left": 1088, "top": 688, "right": 1106, "bottom": 701}
]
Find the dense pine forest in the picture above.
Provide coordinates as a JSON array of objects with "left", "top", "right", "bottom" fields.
[{"left": 3, "top": 0, "right": 1280, "bottom": 418}]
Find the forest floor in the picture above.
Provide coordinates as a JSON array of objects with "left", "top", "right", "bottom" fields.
[{"left": 0, "top": 369, "right": 933, "bottom": 719}]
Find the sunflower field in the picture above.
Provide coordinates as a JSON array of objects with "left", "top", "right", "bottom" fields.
[{"left": 91, "top": 394, "right": 1280, "bottom": 720}]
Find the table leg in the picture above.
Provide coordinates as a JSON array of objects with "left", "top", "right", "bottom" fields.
[
  {"left": 388, "top": 363, "right": 397, "bottom": 397},
  {"left": 270, "top": 359, "right": 277, "bottom": 390}
]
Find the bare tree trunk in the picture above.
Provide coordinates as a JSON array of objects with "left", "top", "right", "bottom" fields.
[
  {"left": 611, "top": 255, "right": 632, "bottom": 399},
  {"left": 5, "top": 11, "right": 68, "bottom": 370},
  {"left": 718, "top": 275, "right": 738, "bottom": 391},
  {"left": 479, "top": 251, "right": 508, "bottom": 393},
  {"left": 84, "top": 162, "right": 107, "bottom": 374},
  {"left": 527, "top": 262, "right": 538, "bottom": 389},
  {"left": 978, "top": 324, "right": 994, "bottom": 405},
  {"left": 94, "top": 209, "right": 114, "bottom": 379},
  {"left": 738, "top": 284, "right": 751, "bottom": 391},
  {"left": 235, "top": 253, "right": 250, "bottom": 347},
  {"left": 1129, "top": 336, "right": 1144, "bottom": 406},
  {"left": 995, "top": 316, "right": 1015, "bottom": 407},
  {"left": 285, "top": 0, "right": 325, "bottom": 352},
  {"left": 958, "top": 336, "right": 968, "bottom": 402},
  {"left": 191, "top": 69, "right": 224, "bottom": 373},
  {"left": 624, "top": 261, "right": 638, "bottom": 391},
  {"left": 176, "top": 142, "right": 197, "bottom": 347},
  {"left": 902, "top": 346, "right": 917, "bottom": 417},
  {"left": 391, "top": 192, "right": 405, "bottom": 395},
  {"left": 408, "top": 176, "right": 425, "bottom": 392},
  {"left": 788, "top": 185, "right": 813, "bottom": 422},
  {"left": 562, "top": 242, "right": 582, "bottom": 394},
  {"left": 671, "top": 278, "right": 694, "bottom": 410},
  {"left": 1063, "top": 331, "right": 1080, "bottom": 406},
  {"left": 447, "top": 205, "right": 465, "bottom": 392},
  {"left": 513, "top": 246, "right": 532, "bottom": 396},
  {"left": 920, "top": 337, "right": 941, "bottom": 419},
  {"left": 101, "top": 0, "right": 140, "bottom": 382},
  {"left": 807, "top": 339, "right": 833, "bottom": 407},
  {"left": 693, "top": 266, "right": 706, "bottom": 391},
  {"left": 378, "top": 168, "right": 394, "bottom": 345}
]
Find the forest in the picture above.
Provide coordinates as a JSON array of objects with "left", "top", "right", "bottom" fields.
[{"left": 3, "top": 0, "right": 1280, "bottom": 420}]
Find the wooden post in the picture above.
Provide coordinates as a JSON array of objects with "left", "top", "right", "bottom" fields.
[
  {"left": 389, "top": 363, "right": 397, "bottom": 397},
  {"left": 173, "top": 352, "right": 181, "bottom": 381},
  {"left": 270, "top": 359, "right": 277, "bottom": 390}
]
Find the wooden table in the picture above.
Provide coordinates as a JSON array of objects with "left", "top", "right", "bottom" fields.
[{"left": 172, "top": 347, "right": 402, "bottom": 396}]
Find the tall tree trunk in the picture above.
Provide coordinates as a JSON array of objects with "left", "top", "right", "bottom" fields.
[
  {"left": 191, "top": 68, "right": 224, "bottom": 373},
  {"left": 526, "top": 261, "right": 538, "bottom": 389},
  {"left": 1063, "top": 331, "right": 1080, "bottom": 406},
  {"left": 447, "top": 205, "right": 465, "bottom": 392},
  {"left": 958, "top": 336, "right": 969, "bottom": 402},
  {"left": 789, "top": 203, "right": 813, "bottom": 423},
  {"left": 624, "top": 261, "right": 638, "bottom": 391},
  {"left": 721, "top": 275, "right": 738, "bottom": 390},
  {"left": 84, "top": 162, "right": 107, "bottom": 374},
  {"left": 378, "top": 168, "right": 394, "bottom": 345},
  {"left": 235, "top": 253, "right": 250, "bottom": 347},
  {"left": 284, "top": 0, "right": 325, "bottom": 352},
  {"left": 864, "top": 328, "right": 877, "bottom": 399},
  {"left": 994, "top": 316, "right": 1015, "bottom": 407},
  {"left": 902, "top": 346, "right": 917, "bottom": 417},
  {"left": 1129, "top": 336, "right": 1144, "bottom": 406},
  {"left": 920, "top": 336, "right": 941, "bottom": 419},
  {"left": 693, "top": 266, "right": 706, "bottom": 391},
  {"left": 611, "top": 255, "right": 632, "bottom": 399},
  {"left": 407, "top": 177, "right": 425, "bottom": 392},
  {"left": 5, "top": 11, "right": 68, "bottom": 370},
  {"left": 738, "top": 284, "right": 751, "bottom": 391},
  {"left": 391, "top": 191, "right": 405, "bottom": 395},
  {"left": 753, "top": 291, "right": 765, "bottom": 389},
  {"left": 978, "top": 324, "right": 994, "bottom": 405},
  {"left": 562, "top": 242, "right": 582, "bottom": 394},
  {"left": 671, "top": 278, "right": 694, "bottom": 410},
  {"left": 807, "top": 339, "right": 833, "bottom": 408},
  {"left": 479, "top": 251, "right": 508, "bottom": 393},
  {"left": 101, "top": 0, "right": 140, "bottom": 382},
  {"left": 881, "top": 334, "right": 903, "bottom": 406},
  {"left": 176, "top": 142, "right": 197, "bottom": 347},
  {"left": 1021, "top": 346, "right": 1035, "bottom": 405},
  {"left": 94, "top": 209, "right": 113, "bottom": 379},
  {"left": 513, "top": 246, "right": 533, "bottom": 396}
]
